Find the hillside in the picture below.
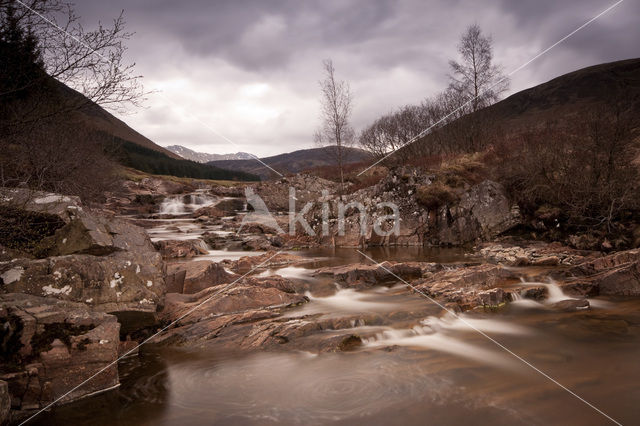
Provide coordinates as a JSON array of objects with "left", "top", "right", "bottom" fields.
[
  {"left": 482, "top": 57, "right": 640, "bottom": 131},
  {"left": 52, "top": 80, "right": 259, "bottom": 181},
  {"left": 166, "top": 145, "right": 254, "bottom": 163},
  {"left": 208, "top": 146, "right": 372, "bottom": 179},
  {"left": 53, "top": 80, "right": 181, "bottom": 159}
]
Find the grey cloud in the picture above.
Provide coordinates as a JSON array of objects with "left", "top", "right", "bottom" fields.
[{"left": 71, "top": 0, "right": 638, "bottom": 156}]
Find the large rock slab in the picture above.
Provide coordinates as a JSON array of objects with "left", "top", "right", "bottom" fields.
[
  {"left": 0, "top": 251, "right": 165, "bottom": 313},
  {"left": 0, "top": 294, "right": 120, "bottom": 415}
]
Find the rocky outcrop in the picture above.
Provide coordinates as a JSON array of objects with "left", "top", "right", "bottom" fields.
[
  {"left": 433, "top": 180, "right": 521, "bottom": 245},
  {"left": 0, "top": 294, "right": 120, "bottom": 415},
  {"left": 253, "top": 174, "right": 339, "bottom": 212},
  {"left": 279, "top": 169, "right": 521, "bottom": 248},
  {"left": 479, "top": 242, "right": 594, "bottom": 266}
]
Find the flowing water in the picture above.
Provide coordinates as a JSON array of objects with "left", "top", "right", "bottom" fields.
[{"left": 35, "top": 203, "right": 640, "bottom": 425}]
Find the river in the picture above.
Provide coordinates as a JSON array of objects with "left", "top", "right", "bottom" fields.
[{"left": 33, "top": 200, "right": 640, "bottom": 425}]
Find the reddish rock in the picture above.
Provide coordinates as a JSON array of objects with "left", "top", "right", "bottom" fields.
[
  {"left": 0, "top": 294, "right": 120, "bottom": 415},
  {"left": 313, "top": 262, "right": 428, "bottom": 286},
  {"left": 154, "top": 239, "right": 209, "bottom": 259},
  {"left": 227, "top": 251, "right": 308, "bottom": 273},
  {"left": 166, "top": 261, "right": 237, "bottom": 294},
  {"left": 191, "top": 205, "right": 226, "bottom": 219},
  {"left": 550, "top": 298, "right": 590, "bottom": 311},
  {"left": 160, "top": 285, "right": 307, "bottom": 323}
]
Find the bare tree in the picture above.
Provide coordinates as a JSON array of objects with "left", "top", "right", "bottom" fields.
[
  {"left": 0, "top": 0, "right": 143, "bottom": 114},
  {"left": 315, "top": 59, "right": 354, "bottom": 193},
  {"left": 448, "top": 24, "right": 508, "bottom": 113},
  {"left": 0, "top": 0, "right": 144, "bottom": 200}
]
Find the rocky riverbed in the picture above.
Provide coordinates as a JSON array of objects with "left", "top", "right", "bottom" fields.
[{"left": 2, "top": 176, "right": 640, "bottom": 424}]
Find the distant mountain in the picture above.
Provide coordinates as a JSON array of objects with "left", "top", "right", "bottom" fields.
[
  {"left": 166, "top": 145, "right": 254, "bottom": 163},
  {"left": 207, "top": 146, "right": 372, "bottom": 179}
]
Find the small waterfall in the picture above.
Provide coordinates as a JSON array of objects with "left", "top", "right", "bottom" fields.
[
  {"left": 159, "top": 193, "right": 217, "bottom": 215},
  {"left": 517, "top": 278, "right": 590, "bottom": 307},
  {"left": 159, "top": 198, "right": 188, "bottom": 215},
  {"left": 542, "top": 281, "right": 567, "bottom": 303}
]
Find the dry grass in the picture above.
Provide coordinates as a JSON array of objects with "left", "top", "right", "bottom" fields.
[{"left": 415, "top": 181, "right": 459, "bottom": 209}]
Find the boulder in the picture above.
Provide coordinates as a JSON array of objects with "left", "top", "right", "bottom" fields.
[
  {"left": 0, "top": 294, "right": 119, "bottom": 414},
  {"left": 37, "top": 210, "right": 157, "bottom": 257},
  {"left": 550, "top": 298, "right": 590, "bottom": 311},
  {"left": 0, "top": 251, "right": 165, "bottom": 314},
  {"left": 434, "top": 180, "right": 521, "bottom": 245},
  {"left": 154, "top": 239, "right": 209, "bottom": 259},
  {"left": 477, "top": 288, "right": 507, "bottom": 307},
  {"left": 166, "top": 261, "right": 237, "bottom": 294}
]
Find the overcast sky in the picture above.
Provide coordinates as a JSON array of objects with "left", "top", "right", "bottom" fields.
[{"left": 75, "top": 0, "right": 638, "bottom": 157}]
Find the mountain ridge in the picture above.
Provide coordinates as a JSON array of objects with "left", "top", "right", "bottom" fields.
[
  {"left": 166, "top": 145, "right": 254, "bottom": 163},
  {"left": 207, "top": 146, "right": 372, "bottom": 179}
]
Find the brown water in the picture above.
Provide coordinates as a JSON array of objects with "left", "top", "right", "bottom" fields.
[{"left": 32, "top": 218, "right": 640, "bottom": 425}]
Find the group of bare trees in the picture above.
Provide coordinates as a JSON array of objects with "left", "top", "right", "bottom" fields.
[
  {"left": 356, "top": 24, "right": 508, "bottom": 162},
  {"left": 495, "top": 103, "right": 639, "bottom": 232},
  {"left": 0, "top": 0, "right": 143, "bottom": 200}
]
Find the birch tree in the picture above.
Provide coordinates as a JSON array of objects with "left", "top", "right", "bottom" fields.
[{"left": 315, "top": 59, "right": 354, "bottom": 194}]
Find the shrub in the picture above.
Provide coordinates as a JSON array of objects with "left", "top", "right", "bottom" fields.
[
  {"left": 416, "top": 182, "right": 459, "bottom": 209},
  {"left": 0, "top": 206, "right": 65, "bottom": 253}
]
